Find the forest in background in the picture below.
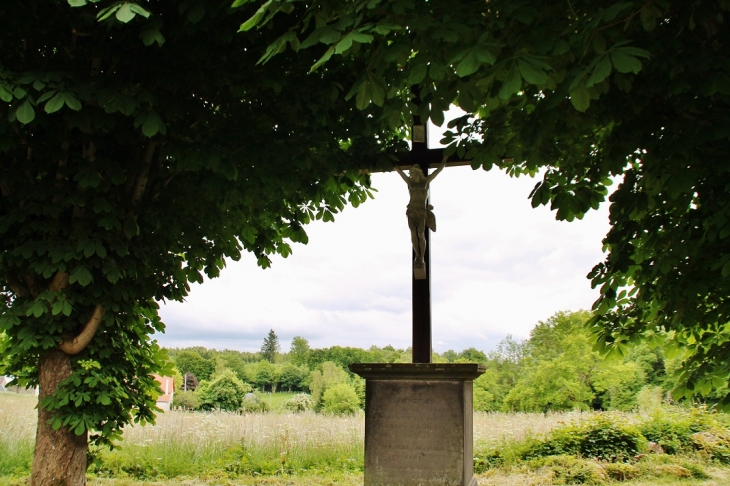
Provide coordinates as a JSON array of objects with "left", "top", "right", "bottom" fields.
[{"left": 167, "top": 310, "right": 724, "bottom": 414}]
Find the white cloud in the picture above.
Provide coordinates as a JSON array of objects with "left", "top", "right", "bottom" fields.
[{"left": 158, "top": 165, "right": 610, "bottom": 355}]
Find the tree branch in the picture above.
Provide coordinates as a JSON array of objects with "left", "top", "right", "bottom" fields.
[
  {"left": 131, "top": 142, "right": 157, "bottom": 206},
  {"left": 49, "top": 271, "right": 69, "bottom": 292},
  {"left": 59, "top": 305, "right": 104, "bottom": 355}
]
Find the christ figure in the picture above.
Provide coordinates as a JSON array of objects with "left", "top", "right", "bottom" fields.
[{"left": 394, "top": 157, "right": 447, "bottom": 275}]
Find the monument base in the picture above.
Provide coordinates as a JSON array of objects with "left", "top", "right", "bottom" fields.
[{"left": 350, "top": 363, "right": 485, "bottom": 486}]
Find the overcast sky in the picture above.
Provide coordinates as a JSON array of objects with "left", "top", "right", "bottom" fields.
[{"left": 157, "top": 152, "right": 612, "bottom": 355}]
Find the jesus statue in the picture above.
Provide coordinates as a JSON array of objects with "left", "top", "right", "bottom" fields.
[{"left": 394, "top": 157, "right": 447, "bottom": 279}]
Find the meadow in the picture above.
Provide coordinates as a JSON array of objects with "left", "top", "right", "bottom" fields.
[{"left": 2, "top": 393, "right": 730, "bottom": 485}]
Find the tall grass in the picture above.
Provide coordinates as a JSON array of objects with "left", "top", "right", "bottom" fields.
[
  {"left": 92, "top": 409, "right": 366, "bottom": 479},
  {"left": 0, "top": 393, "right": 36, "bottom": 476},
  {"left": 0, "top": 393, "right": 599, "bottom": 480}
]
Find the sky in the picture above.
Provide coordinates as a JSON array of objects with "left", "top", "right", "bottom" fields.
[{"left": 156, "top": 145, "right": 613, "bottom": 355}]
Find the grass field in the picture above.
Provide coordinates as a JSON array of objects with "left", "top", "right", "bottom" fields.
[{"left": 2, "top": 393, "right": 730, "bottom": 485}]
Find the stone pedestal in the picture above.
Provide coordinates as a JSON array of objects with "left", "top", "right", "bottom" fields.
[{"left": 350, "top": 363, "right": 485, "bottom": 486}]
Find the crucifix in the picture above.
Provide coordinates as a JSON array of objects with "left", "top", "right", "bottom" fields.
[{"left": 393, "top": 104, "right": 470, "bottom": 364}]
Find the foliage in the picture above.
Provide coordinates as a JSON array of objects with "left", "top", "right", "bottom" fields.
[
  {"left": 321, "top": 383, "right": 360, "bottom": 415},
  {"left": 309, "top": 361, "right": 350, "bottom": 409},
  {"left": 249, "top": 360, "right": 279, "bottom": 392},
  {"left": 638, "top": 406, "right": 728, "bottom": 455},
  {"left": 521, "top": 414, "right": 646, "bottom": 463},
  {"left": 239, "top": 0, "right": 730, "bottom": 406},
  {"left": 278, "top": 363, "right": 309, "bottom": 392},
  {"left": 173, "top": 351, "right": 215, "bottom": 383},
  {"left": 289, "top": 336, "right": 310, "bottom": 367},
  {"left": 284, "top": 393, "right": 315, "bottom": 413},
  {"left": 171, "top": 390, "right": 200, "bottom": 411},
  {"left": 527, "top": 455, "right": 608, "bottom": 484},
  {"left": 0, "top": 0, "right": 397, "bottom": 465},
  {"left": 261, "top": 329, "right": 280, "bottom": 363},
  {"left": 240, "top": 391, "right": 269, "bottom": 413},
  {"left": 197, "top": 369, "right": 252, "bottom": 411}
]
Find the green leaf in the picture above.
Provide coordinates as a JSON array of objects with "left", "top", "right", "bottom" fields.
[
  {"left": 334, "top": 34, "right": 353, "bottom": 54},
  {"left": 239, "top": 0, "right": 273, "bottom": 31},
  {"left": 115, "top": 4, "right": 136, "bottom": 23},
  {"left": 570, "top": 83, "right": 590, "bottom": 111},
  {"left": 16, "top": 100, "right": 35, "bottom": 124},
  {"left": 97, "top": 4, "right": 121, "bottom": 21},
  {"left": 455, "top": 49, "right": 481, "bottom": 78},
  {"left": 0, "top": 85, "right": 12, "bottom": 102},
  {"left": 517, "top": 59, "right": 548, "bottom": 85},
  {"left": 603, "top": 2, "right": 632, "bottom": 22},
  {"left": 408, "top": 64, "right": 428, "bottom": 85},
  {"left": 44, "top": 92, "right": 66, "bottom": 114},
  {"left": 610, "top": 51, "right": 642, "bottom": 74},
  {"left": 350, "top": 32, "right": 374, "bottom": 44},
  {"left": 141, "top": 27, "right": 165, "bottom": 47},
  {"left": 69, "top": 266, "right": 93, "bottom": 287},
  {"left": 310, "top": 46, "right": 334, "bottom": 72},
  {"left": 430, "top": 107, "right": 445, "bottom": 127},
  {"left": 141, "top": 110, "right": 166, "bottom": 137},
  {"left": 68, "top": 0, "right": 88, "bottom": 6},
  {"left": 499, "top": 66, "right": 521, "bottom": 99},
  {"left": 586, "top": 57, "right": 612, "bottom": 87},
  {"left": 129, "top": 3, "right": 151, "bottom": 19}
]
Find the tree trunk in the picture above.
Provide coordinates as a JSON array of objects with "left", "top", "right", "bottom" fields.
[{"left": 31, "top": 348, "right": 87, "bottom": 486}]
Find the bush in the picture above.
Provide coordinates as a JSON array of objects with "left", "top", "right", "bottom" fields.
[
  {"left": 528, "top": 455, "right": 607, "bottom": 484},
  {"left": 172, "top": 390, "right": 201, "bottom": 410},
  {"left": 638, "top": 406, "right": 722, "bottom": 455},
  {"left": 521, "top": 414, "right": 646, "bottom": 462},
  {"left": 240, "top": 392, "right": 269, "bottom": 413},
  {"left": 197, "top": 369, "right": 252, "bottom": 411},
  {"left": 284, "top": 393, "right": 314, "bottom": 413},
  {"left": 691, "top": 429, "right": 730, "bottom": 464},
  {"left": 322, "top": 383, "right": 360, "bottom": 415}
]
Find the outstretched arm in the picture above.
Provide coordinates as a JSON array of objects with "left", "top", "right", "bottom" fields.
[
  {"left": 426, "top": 156, "right": 448, "bottom": 182},
  {"left": 394, "top": 164, "right": 410, "bottom": 183}
]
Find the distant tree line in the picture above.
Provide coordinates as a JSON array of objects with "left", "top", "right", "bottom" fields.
[{"left": 167, "top": 311, "right": 724, "bottom": 414}]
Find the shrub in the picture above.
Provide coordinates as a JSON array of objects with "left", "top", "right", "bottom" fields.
[
  {"left": 240, "top": 392, "right": 269, "bottom": 413},
  {"left": 528, "top": 455, "right": 607, "bottom": 484},
  {"left": 172, "top": 390, "right": 201, "bottom": 410},
  {"left": 284, "top": 393, "right": 314, "bottom": 413},
  {"left": 521, "top": 414, "right": 646, "bottom": 462},
  {"left": 197, "top": 369, "right": 252, "bottom": 411},
  {"left": 322, "top": 383, "right": 360, "bottom": 415},
  {"left": 638, "top": 406, "right": 722, "bottom": 455},
  {"left": 604, "top": 462, "right": 640, "bottom": 481},
  {"left": 691, "top": 429, "right": 730, "bottom": 464}
]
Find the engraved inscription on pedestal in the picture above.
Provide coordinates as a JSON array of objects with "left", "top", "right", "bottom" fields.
[
  {"left": 351, "top": 363, "right": 484, "bottom": 486},
  {"left": 366, "top": 380, "right": 467, "bottom": 486}
]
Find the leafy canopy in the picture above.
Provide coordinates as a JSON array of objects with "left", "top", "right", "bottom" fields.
[
  {"left": 240, "top": 0, "right": 730, "bottom": 406},
  {"left": 0, "top": 0, "right": 401, "bottom": 447}
]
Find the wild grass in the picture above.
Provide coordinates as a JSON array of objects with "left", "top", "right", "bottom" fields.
[
  {"left": 0, "top": 393, "right": 36, "bottom": 477},
  {"left": 92, "top": 407, "right": 365, "bottom": 479},
  {"left": 3, "top": 393, "right": 730, "bottom": 485}
]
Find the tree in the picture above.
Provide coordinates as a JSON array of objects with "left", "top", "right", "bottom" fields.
[
  {"left": 289, "top": 336, "right": 310, "bottom": 367},
  {"left": 308, "top": 361, "right": 349, "bottom": 409},
  {"left": 242, "top": 0, "right": 730, "bottom": 405},
  {"left": 174, "top": 350, "right": 215, "bottom": 382},
  {"left": 279, "top": 363, "right": 309, "bottom": 392},
  {"left": 0, "top": 1, "right": 399, "bottom": 482},
  {"left": 197, "top": 369, "right": 252, "bottom": 411},
  {"left": 322, "top": 382, "right": 360, "bottom": 415},
  {"left": 260, "top": 329, "right": 280, "bottom": 363}
]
